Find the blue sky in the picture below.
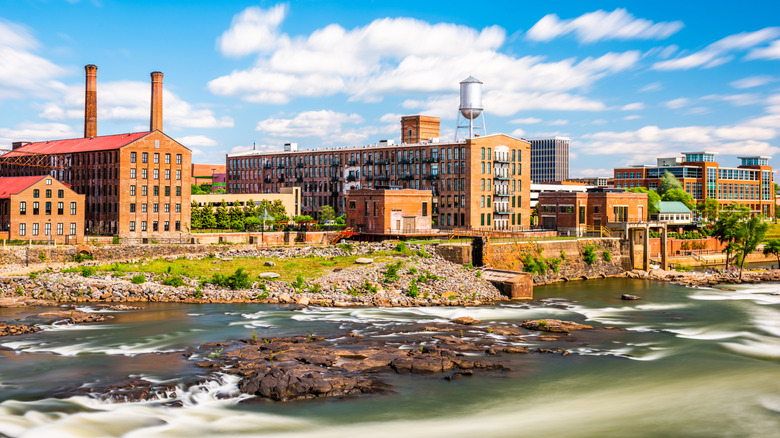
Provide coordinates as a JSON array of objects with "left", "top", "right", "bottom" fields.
[{"left": 1, "top": 0, "right": 779, "bottom": 177}]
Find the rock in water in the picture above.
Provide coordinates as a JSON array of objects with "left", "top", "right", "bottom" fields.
[
  {"left": 621, "top": 294, "right": 641, "bottom": 300},
  {"left": 450, "top": 316, "right": 480, "bottom": 325}
]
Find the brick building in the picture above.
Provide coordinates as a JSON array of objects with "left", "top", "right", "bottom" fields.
[
  {"left": 346, "top": 188, "right": 432, "bottom": 235},
  {"left": 226, "top": 116, "right": 531, "bottom": 231},
  {"left": 0, "top": 65, "right": 191, "bottom": 239},
  {"left": 191, "top": 164, "right": 226, "bottom": 188},
  {"left": 538, "top": 189, "right": 648, "bottom": 235},
  {"left": 0, "top": 175, "right": 85, "bottom": 243},
  {"left": 613, "top": 152, "right": 774, "bottom": 217}
]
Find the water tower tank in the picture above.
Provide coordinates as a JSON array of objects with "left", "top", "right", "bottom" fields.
[{"left": 459, "top": 76, "right": 483, "bottom": 120}]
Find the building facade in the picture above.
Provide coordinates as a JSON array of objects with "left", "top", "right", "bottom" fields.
[
  {"left": 191, "top": 164, "right": 226, "bottom": 189},
  {"left": 538, "top": 189, "right": 648, "bottom": 235},
  {"left": 226, "top": 117, "right": 532, "bottom": 231},
  {"left": 0, "top": 176, "right": 85, "bottom": 243},
  {"left": 0, "top": 65, "right": 192, "bottom": 239},
  {"left": 613, "top": 152, "right": 774, "bottom": 217},
  {"left": 346, "top": 188, "right": 432, "bottom": 234},
  {"left": 192, "top": 187, "right": 301, "bottom": 218},
  {"left": 530, "top": 137, "right": 569, "bottom": 183}
]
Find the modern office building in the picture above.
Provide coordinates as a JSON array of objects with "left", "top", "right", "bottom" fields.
[
  {"left": 226, "top": 116, "right": 532, "bottom": 230},
  {"left": 0, "top": 65, "right": 192, "bottom": 238},
  {"left": 613, "top": 152, "right": 774, "bottom": 217},
  {"left": 530, "top": 137, "right": 569, "bottom": 183}
]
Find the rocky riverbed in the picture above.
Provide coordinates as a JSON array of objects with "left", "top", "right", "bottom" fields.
[
  {"left": 624, "top": 267, "right": 780, "bottom": 288},
  {"left": 0, "top": 243, "right": 506, "bottom": 307}
]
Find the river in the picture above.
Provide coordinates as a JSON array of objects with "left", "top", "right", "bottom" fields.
[{"left": 1, "top": 278, "right": 779, "bottom": 437}]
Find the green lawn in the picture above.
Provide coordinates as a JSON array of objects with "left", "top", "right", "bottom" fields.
[{"left": 95, "top": 252, "right": 396, "bottom": 282}]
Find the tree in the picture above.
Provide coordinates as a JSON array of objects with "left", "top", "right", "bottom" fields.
[
  {"left": 712, "top": 204, "right": 749, "bottom": 269},
  {"left": 736, "top": 216, "right": 768, "bottom": 279},
  {"left": 191, "top": 184, "right": 204, "bottom": 195},
  {"left": 661, "top": 188, "right": 695, "bottom": 211},
  {"left": 190, "top": 201, "right": 202, "bottom": 229},
  {"left": 697, "top": 198, "right": 719, "bottom": 222},
  {"left": 244, "top": 216, "right": 261, "bottom": 231},
  {"left": 659, "top": 170, "right": 683, "bottom": 195},
  {"left": 200, "top": 205, "right": 216, "bottom": 229},
  {"left": 215, "top": 201, "right": 229, "bottom": 229},
  {"left": 228, "top": 205, "right": 244, "bottom": 224},
  {"left": 763, "top": 238, "right": 780, "bottom": 269},
  {"left": 318, "top": 205, "right": 336, "bottom": 223},
  {"left": 627, "top": 187, "right": 660, "bottom": 215},
  {"left": 293, "top": 215, "right": 314, "bottom": 222}
]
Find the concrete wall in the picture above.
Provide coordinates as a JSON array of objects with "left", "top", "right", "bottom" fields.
[{"left": 435, "top": 243, "right": 473, "bottom": 265}]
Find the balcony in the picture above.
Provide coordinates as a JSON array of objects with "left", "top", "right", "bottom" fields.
[
  {"left": 423, "top": 173, "right": 440, "bottom": 180},
  {"left": 494, "top": 205, "right": 511, "bottom": 214},
  {"left": 365, "top": 158, "right": 374, "bottom": 165},
  {"left": 296, "top": 176, "right": 304, "bottom": 183},
  {"left": 330, "top": 161, "right": 340, "bottom": 167},
  {"left": 346, "top": 174, "right": 357, "bottom": 182},
  {"left": 494, "top": 187, "right": 513, "bottom": 196},
  {"left": 375, "top": 174, "right": 390, "bottom": 181},
  {"left": 399, "top": 158, "right": 414, "bottom": 164},
  {"left": 423, "top": 156, "right": 438, "bottom": 163},
  {"left": 263, "top": 163, "right": 272, "bottom": 169},
  {"left": 331, "top": 175, "right": 340, "bottom": 182},
  {"left": 494, "top": 157, "right": 511, "bottom": 164},
  {"left": 348, "top": 160, "right": 358, "bottom": 166},
  {"left": 296, "top": 162, "right": 304, "bottom": 168},
  {"left": 376, "top": 159, "right": 391, "bottom": 165},
  {"left": 365, "top": 174, "right": 374, "bottom": 181},
  {"left": 276, "top": 163, "right": 286, "bottom": 169},
  {"left": 263, "top": 177, "right": 272, "bottom": 184},
  {"left": 277, "top": 176, "right": 285, "bottom": 183},
  {"left": 494, "top": 173, "right": 511, "bottom": 181}
]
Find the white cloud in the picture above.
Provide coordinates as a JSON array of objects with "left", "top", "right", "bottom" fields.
[
  {"left": 623, "top": 115, "right": 641, "bottom": 120},
  {"left": 379, "top": 113, "right": 404, "bottom": 123},
  {"left": 176, "top": 135, "right": 218, "bottom": 147},
  {"left": 640, "top": 82, "right": 662, "bottom": 92},
  {"left": 653, "top": 27, "right": 780, "bottom": 70},
  {"left": 509, "top": 117, "right": 542, "bottom": 124},
  {"left": 0, "top": 19, "right": 67, "bottom": 101},
  {"left": 0, "top": 122, "right": 77, "bottom": 146},
  {"left": 230, "top": 144, "right": 278, "bottom": 154},
  {"left": 510, "top": 128, "right": 525, "bottom": 137},
  {"left": 701, "top": 93, "right": 761, "bottom": 106},
  {"left": 548, "top": 119, "right": 569, "bottom": 126},
  {"left": 746, "top": 40, "right": 780, "bottom": 60},
  {"left": 730, "top": 75, "right": 773, "bottom": 89},
  {"left": 621, "top": 102, "right": 645, "bottom": 111},
  {"left": 663, "top": 98, "right": 689, "bottom": 109},
  {"left": 217, "top": 4, "right": 288, "bottom": 57},
  {"left": 255, "top": 110, "right": 369, "bottom": 144},
  {"left": 525, "top": 9, "right": 683, "bottom": 43}
]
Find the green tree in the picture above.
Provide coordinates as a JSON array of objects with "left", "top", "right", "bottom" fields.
[
  {"left": 661, "top": 188, "right": 696, "bottom": 210},
  {"left": 293, "top": 215, "right": 314, "bottom": 222},
  {"left": 200, "top": 205, "right": 216, "bottom": 229},
  {"left": 191, "top": 184, "right": 203, "bottom": 195},
  {"left": 697, "top": 198, "right": 719, "bottom": 222},
  {"left": 627, "top": 187, "right": 660, "bottom": 215},
  {"left": 736, "top": 216, "right": 768, "bottom": 279},
  {"left": 319, "top": 205, "right": 336, "bottom": 223},
  {"left": 244, "top": 216, "right": 261, "bottom": 231},
  {"left": 190, "top": 201, "right": 202, "bottom": 229},
  {"left": 659, "top": 170, "right": 683, "bottom": 195},
  {"left": 215, "top": 201, "right": 229, "bottom": 229},
  {"left": 763, "top": 238, "right": 780, "bottom": 269},
  {"left": 712, "top": 204, "right": 749, "bottom": 269},
  {"left": 228, "top": 205, "right": 244, "bottom": 224},
  {"left": 257, "top": 200, "right": 287, "bottom": 222}
]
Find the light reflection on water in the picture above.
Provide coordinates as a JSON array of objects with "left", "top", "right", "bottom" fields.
[{"left": 0, "top": 278, "right": 778, "bottom": 437}]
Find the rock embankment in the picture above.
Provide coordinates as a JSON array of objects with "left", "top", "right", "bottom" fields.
[
  {"left": 0, "top": 243, "right": 506, "bottom": 307},
  {"left": 624, "top": 268, "right": 780, "bottom": 287}
]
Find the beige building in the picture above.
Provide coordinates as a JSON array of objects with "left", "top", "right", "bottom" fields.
[{"left": 192, "top": 187, "right": 301, "bottom": 217}]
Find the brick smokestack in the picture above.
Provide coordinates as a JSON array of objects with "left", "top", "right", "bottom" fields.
[
  {"left": 150, "top": 71, "right": 163, "bottom": 132},
  {"left": 84, "top": 64, "right": 98, "bottom": 137}
]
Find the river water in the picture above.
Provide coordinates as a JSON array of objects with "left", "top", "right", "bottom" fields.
[{"left": 1, "top": 278, "right": 779, "bottom": 437}]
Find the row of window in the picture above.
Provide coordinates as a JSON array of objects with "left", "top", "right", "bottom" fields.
[
  {"left": 129, "top": 168, "right": 181, "bottom": 180},
  {"left": 18, "top": 222, "right": 77, "bottom": 236},
  {"left": 19, "top": 201, "right": 77, "bottom": 216},
  {"left": 230, "top": 147, "right": 471, "bottom": 170},
  {"left": 128, "top": 220, "right": 181, "bottom": 232},
  {"left": 129, "top": 185, "right": 182, "bottom": 197},
  {"left": 129, "top": 203, "right": 181, "bottom": 213},
  {"left": 31, "top": 188, "right": 65, "bottom": 199},
  {"left": 130, "top": 152, "right": 182, "bottom": 165}
]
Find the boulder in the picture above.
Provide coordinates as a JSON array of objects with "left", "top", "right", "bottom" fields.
[
  {"left": 264, "top": 261, "right": 276, "bottom": 267},
  {"left": 450, "top": 316, "right": 480, "bottom": 326},
  {"left": 296, "top": 296, "right": 310, "bottom": 306},
  {"left": 621, "top": 294, "right": 641, "bottom": 300},
  {"left": 259, "top": 272, "right": 280, "bottom": 279},
  {"left": 354, "top": 258, "right": 374, "bottom": 265}
]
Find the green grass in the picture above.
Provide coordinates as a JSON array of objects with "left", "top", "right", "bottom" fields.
[{"left": 94, "top": 251, "right": 396, "bottom": 283}]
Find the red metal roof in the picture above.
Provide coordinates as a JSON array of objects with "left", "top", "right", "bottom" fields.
[
  {"left": 2, "top": 132, "right": 151, "bottom": 157},
  {"left": 0, "top": 176, "right": 48, "bottom": 199}
]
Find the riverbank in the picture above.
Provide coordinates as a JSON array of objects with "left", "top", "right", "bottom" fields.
[{"left": 624, "top": 266, "right": 780, "bottom": 287}]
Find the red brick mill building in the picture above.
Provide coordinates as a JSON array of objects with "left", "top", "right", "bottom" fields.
[{"left": 0, "top": 65, "right": 191, "bottom": 240}]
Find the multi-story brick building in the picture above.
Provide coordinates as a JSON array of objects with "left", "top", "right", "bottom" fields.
[
  {"left": 226, "top": 116, "right": 531, "bottom": 230},
  {"left": 0, "top": 65, "right": 191, "bottom": 239},
  {"left": 538, "top": 189, "right": 648, "bottom": 235},
  {"left": 346, "top": 188, "right": 432, "bottom": 235},
  {"left": 530, "top": 137, "right": 569, "bottom": 183},
  {"left": 0, "top": 175, "right": 85, "bottom": 243},
  {"left": 613, "top": 152, "right": 774, "bottom": 216}
]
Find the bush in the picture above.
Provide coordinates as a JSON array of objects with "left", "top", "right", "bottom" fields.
[
  {"left": 406, "top": 280, "right": 419, "bottom": 298},
  {"left": 560, "top": 250, "right": 567, "bottom": 260},
  {"left": 112, "top": 236, "right": 120, "bottom": 244},
  {"left": 394, "top": 242, "right": 407, "bottom": 253},
  {"left": 339, "top": 243, "right": 355, "bottom": 253},
  {"left": 38, "top": 253, "right": 46, "bottom": 262},
  {"left": 382, "top": 261, "right": 403, "bottom": 283},
  {"left": 602, "top": 250, "right": 612, "bottom": 262},
  {"left": 73, "top": 253, "right": 93, "bottom": 263},
  {"left": 162, "top": 275, "right": 185, "bottom": 287},
  {"left": 131, "top": 274, "right": 146, "bottom": 284},
  {"left": 80, "top": 266, "right": 96, "bottom": 277},
  {"left": 210, "top": 268, "right": 252, "bottom": 290},
  {"left": 581, "top": 245, "right": 598, "bottom": 265}
]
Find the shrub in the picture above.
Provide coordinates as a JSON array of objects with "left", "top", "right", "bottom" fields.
[
  {"left": 210, "top": 268, "right": 252, "bottom": 290},
  {"left": 28, "top": 272, "right": 39, "bottom": 279},
  {"left": 406, "top": 280, "right": 419, "bottom": 298},
  {"left": 394, "top": 242, "right": 407, "bottom": 253},
  {"left": 382, "top": 261, "right": 403, "bottom": 283},
  {"left": 475, "top": 270, "right": 482, "bottom": 278},
  {"left": 80, "top": 266, "right": 96, "bottom": 277},
  {"left": 581, "top": 245, "right": 598, "bottom": 265},
  {"left": 339, "top": 243, "right": 355, "bottom": 253},
  {"left": 194, "top": 287, "right": 203, "bottom": 299},
  {"left": 111, "top": 272, "right": 125, "bottom": 278},
  {"left": 162, "top": 275, "right": 185, "bottom": 287},
  {"left": 73, "top": 253, "right": 93, "bottom": 263},
  {"left": 416, "top": 249, "right": 432, "bottom": 258},
  {"left": 602, "top": 250, "right": 613, "bottom": 262},
  {"left": 547, "top": 257, "right": 562, "bottom": 273},
  {"left": 112, "top": 236, "right": 120, "bottom": 244},
  {"left": 255, "top": 291, "right": 268, "bottom": 301},
  {"left": 131, "top": 274, "right": 146, "bottom": 284},
  {"left": 408, "top": 267, "right": 418, "bottom": 275},
  {"left": 560, "top": 250, "right": 567, "bottom": 260},
  {"left": 292, "top": 274, "right": 305, "bottom": 290},
  {"left": 38, "top": 253, "right": 46, "bottom": 262}
]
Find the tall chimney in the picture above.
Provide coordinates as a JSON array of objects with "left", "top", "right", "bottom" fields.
[
  {"left": 150, "top": 71, "right": 163, "bottom": 132},
  {"left": 84, "top": 64, "right": 98, "bottom": 137}
]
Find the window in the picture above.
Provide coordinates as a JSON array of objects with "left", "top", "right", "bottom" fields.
[
  {"left": 58, "top": 189, "right": 64, "bottom": 198},
  {"left": 141, "top": 221, "right": 147, "bottom": 232},
  {"left": 164, "top": 221, "right": 170, "bottom": 231},
  {"left": 142, "top": 152, "right": 148, "bottom": 163},
  {"left": 32, "top": 223, "right": 38, "bottom": 236},
  {"left": 176, "top": 169, "right": 181, "bottom": 180},
  {"left": 164, "top": 204, "right": 170, "bottom": 213},
  {"left": 165, "top": 186, "right": 170, "bottom": 196},
  {"left": 33, "top": 202, "right": 39, "bottom": 215},
  {"left": 19, "top": 201, "right": 26, "bottom": 215},
  {"left": 165, "top": 153, "right": 170, "bottom": 164},
  {"left": 481, "top": 213, "right": 485, "bottom": 226},
  {"left": 44, "top": 223, "right": 50, "bottom": 236},
  {"left": 19, "top": 223, "right": 26, "bottom": 236},
  {"left": 153, "top": 169, "right": 159, "bottom": 179},
  {"left": 176, "top": 154, "right": 182, "bottom": 165},
  {"left": 70, "top": 223, "right": 76, "bottom": 235},
  {"left": 153, "top": 186, "right": 159, "bottom": 196},
  {"left": 153, "top": 221, "right": 158, "bottom": 231},
  {"left": 153, "top": 204, "right": 159, "bottom": 213},
  {"left": 175, "top": 203, "right": 181, "bottom": 213},
  {"left": 165, "top": 169, "right": 170, "bottom": 180},
  {"left": 130, "top": 185, "right": 136, "bottom": 196},
  {"left": 129, "top": 222, "right": 136, "bottom": 232},
  {"left": 422, "top": 202, "right": 428, "bottom": 216},
  {"left": 45, "top": 202, "right": 51, "bottom": 215},
  {"left": 153, "top": 153, "right": 159, "bottom": 164},
  {"left": 130, "top": 168, "right": 136, "bottom": 179},
  {"left": 175, "top": 221, "right": 180, "bottom": 231},
  {"left": 33, "top": 189, "right": 39, "bottom": 198},
  {"left": 349, "top": 201, "right": 356, "bottom": 209},
  {"left": 130, "top": 203, "right": 136, "bottom": 213},
  {"left": 46, "top": 189, "right": 52, "bottom": 198},
  {"left": 142, "top": 185, "right": 148, "bottom": 196},
  {"left": 176, "top": 186, "right": 181, "bottom": 196},
  {"left": 45, "top": 179, "right": 52, "bottom": 185},
  {"left": 57, "top": 202, "right": 63, "bottom": 215},
  {"left": 130, "top": 152, "right": 137, "bottom": 163},
  {"left": 142, "top": 168, "right": 148, "bottom": 179},
  {"left": 142, "top": 204, "right": 147, "bottom": 213},
  {"left": 57, "top": 223, "right": 63, "bottom": 235}
]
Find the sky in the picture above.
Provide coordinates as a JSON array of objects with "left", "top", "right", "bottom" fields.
[{"left": 1, "top": 0, "right": 779, "bottom": 178}]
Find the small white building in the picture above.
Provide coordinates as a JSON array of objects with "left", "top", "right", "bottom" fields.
[{"left": 654, "top": 201, "right": 692, "bottom": 224}]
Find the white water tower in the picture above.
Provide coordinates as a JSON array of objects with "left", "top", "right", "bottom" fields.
[{"left": 456, "top": 76, "right": 486, "bottom": 141}]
